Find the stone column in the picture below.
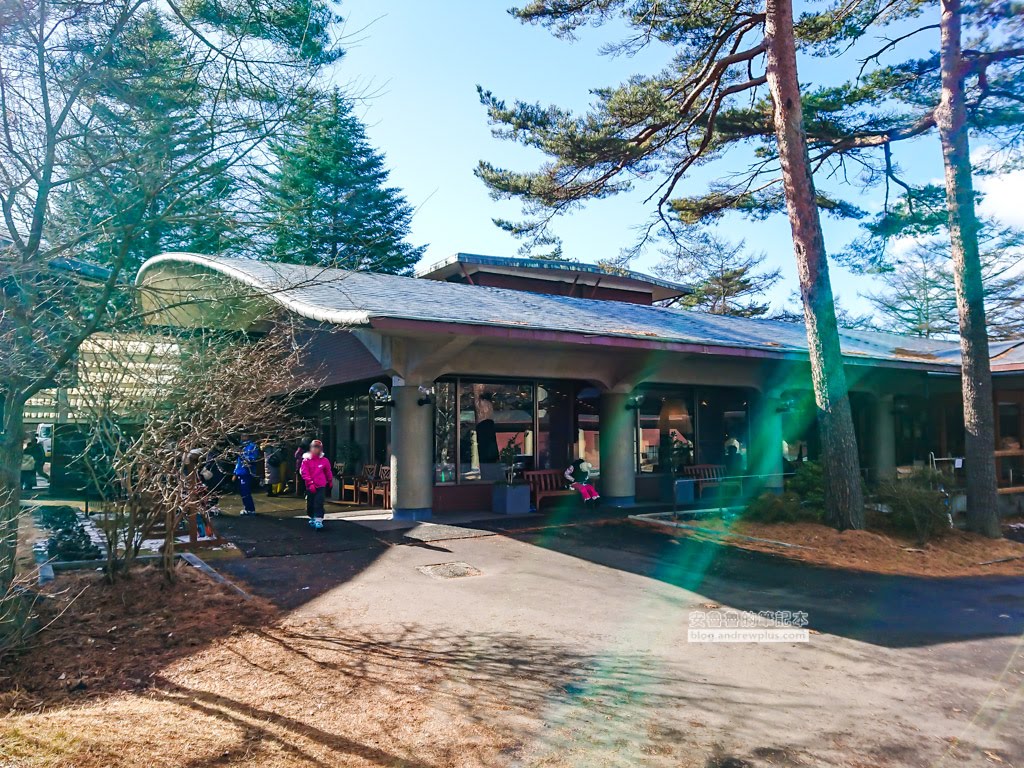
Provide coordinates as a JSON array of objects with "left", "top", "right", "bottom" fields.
[
  {"left": 599, "top": 391, "right": 636, "bottom": 507},
  {"left": 872, "top": 394, "right": 897, "bottom": 483},
  {"left": 751, "top": 393, "right": 785, "bottom": 492},
  {"left": 390, "top": 384, "right": 434, "bottom": 520}
]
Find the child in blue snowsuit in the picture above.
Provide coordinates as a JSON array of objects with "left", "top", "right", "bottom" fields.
[{"left": 233, "top": 435, "right": 260, "bottom": 516}]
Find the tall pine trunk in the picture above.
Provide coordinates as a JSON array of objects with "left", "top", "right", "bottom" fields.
[
  {"left": 764, "top": 0, "right": 865, "bottom": 529},
  {"left": 936, "top": 0, "right": 1001, "bottom": 538},
  {"left": 0, "top": 392, "right": 26, "bottom": 592}
]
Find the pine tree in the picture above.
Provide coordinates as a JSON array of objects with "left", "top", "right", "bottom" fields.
[
  {"left": 477, "top": 0, "right": 867, "bottom": 529},
  {"left": 795, "top": 0, "right": 1024, "bottom": 537},
  {"left": 262, "top": 91, "right": 424, "bottom": 273},
  {"left": 863, "top": 236, "right": 1024, "bottom": 340},
  {"left": 660, "top": 237, "right": 781, "bottom": 317}
]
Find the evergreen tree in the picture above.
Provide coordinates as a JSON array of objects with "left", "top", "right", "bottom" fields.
[
  {"left": 794, "top": 0, "right": 1024, "bottom": 537},
  {"left": 863, "top": 236, "right": 1024, "bottom": 340},
  {"left": 771, "top": 296, "right": 876, "bottom": 331},
  {"left": 477, "top": 0, "right": 868, "bottom": 529},
  {"left": 262, "top": 91, "right": 424, "bottom": 273},
  {"left": 660, "top": 237, "right": 781, "bottom": 317},
  {"left": 0, "top": 0, "right": 340, "bottom": 592},
  {"left": 50, "top": 11, "right": 238, "bottom": 275},
  {"left": 864, "top": 245, "right": 956, "bottom": 338}
]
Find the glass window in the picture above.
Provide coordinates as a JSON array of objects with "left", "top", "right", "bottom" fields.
[
  {"left": 780, "top": 390, "right": 818, "bottom": 467},
  {"left": 340, "top": 395, "right": 371, "bottom": 472},
  {"left": 536, "top": 382, "right": 574, "bottom": 470},
  {"left": 894, "top": 396, "right": 927, "bottom": 466},
  {"left": 576, "top": 387, "right": 601, "bottom": 474},
  {"left": 636, "top": 389, "right": 696, "bottom": 474},
  {"left": 459, "top": 381, "right": 534, "bottom": 482},
  {"left": 434, "top": 381, "right": 457, "bottom": 483},
  {"left": 353, "top": 394, "right": 371, "bottom": 467},
  {"left": 371, "top": 401, "right": 391, "bottom": 466},
  {"left": 998, "top": 401, "right": 1021, "bottom": 450},
  {"left": 697, "top": 389, "right": 749, "bottom": 474},
  {"left": 318, "top": 400, "right": 335, "bottom": 461}
]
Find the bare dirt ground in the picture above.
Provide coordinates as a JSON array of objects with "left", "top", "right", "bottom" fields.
[
  {"left": 642, "top": 517, "right": 1024, "bottom": 577},
  {"left": 1, "top": 520, "right": 1022, "bottom": 767}
]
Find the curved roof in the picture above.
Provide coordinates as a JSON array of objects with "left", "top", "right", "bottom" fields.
[{"left": 137, "top": 253, "right": 981, "bottom": 370}]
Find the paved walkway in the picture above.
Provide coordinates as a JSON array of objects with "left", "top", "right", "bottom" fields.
[{"left": 209, "top": 510, "right": 1024, "bottom": 767}]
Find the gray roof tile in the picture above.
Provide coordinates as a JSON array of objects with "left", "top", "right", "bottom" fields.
[{"left": 139, "top": 253, "right": 989, "bottom": 369}]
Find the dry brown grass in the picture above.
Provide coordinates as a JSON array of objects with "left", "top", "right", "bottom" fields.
[
  {"left": 0, "top": 623, "right": 523, "bottom": 767},
  {"left": 654, "top": 518, "right": 1024, "bottom": 577},
  {"left": 0, "top": 567, "right": 607, "bottom": 767}
]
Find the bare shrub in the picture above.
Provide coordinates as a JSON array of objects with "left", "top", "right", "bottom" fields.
[{"left": 73, "top": 320, "right": 320, "bottom": 579}]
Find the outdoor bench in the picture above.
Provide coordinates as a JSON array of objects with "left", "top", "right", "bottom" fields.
[
  {"left": 681, "top": 464, "right": 729, "bottom": 498},
  {"left": 524, "top": 469, "right": 576, "bottom": 511}
]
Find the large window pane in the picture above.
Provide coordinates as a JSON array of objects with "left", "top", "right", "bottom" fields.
[
  {"left": 998, "top": 401, "right": 1021, "bottom": 449},
  {"left": 353, "top": 394, "right": 371, "bottom": 467},
  {"left": 780, "top": 389, "right": 818, "bottom": 468},
  {"left": 576, "top": 386, "right": 601, "bottom": 474},
  {"left": 371, "top": 402, "right": 391, "bottom": 466},
  {"left": 637, "top": 389, "right": 696, "bottom": 473},
  {"left": 318, "top": 400, "right": 335, "bottom": 460},
  {"left": 697, "top": 389, "right": 749, "bottom": 473},
  {"left": 336, "top": 396, "right": 356, "bottom": 470},
  {"left": 536, "top": 382, "right": 574, "bottom": 470},
  {"left": 434, "top": 381, "right": 457, "bottom": 482},
  {"left": 459, "top": 382, "right": 534, "bottom": 482},
  {"left": 894, "top": 396, "right": 927, "bottom": 467}
]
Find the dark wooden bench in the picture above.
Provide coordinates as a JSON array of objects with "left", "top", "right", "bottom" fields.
[
  {"left": 681, "top": 464, "right": 727, "bottom": 498},
  {"left": 524, "top": 469, "right": 576, "bottom": 511}
]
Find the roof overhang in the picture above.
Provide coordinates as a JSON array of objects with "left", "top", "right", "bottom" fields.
[
  {"left": 134, "top": 253, "right": 983, "bottom": 374},
  {"left": 366, "top": 316, "right": 958, "bottom": 372},
  {"left": 417, "top": 252, "right": 690, "bottom": 302}
]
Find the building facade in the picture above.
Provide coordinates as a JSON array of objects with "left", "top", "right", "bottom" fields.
[{"left": 135, "top": 252, "right": 1024, "bottom": 519}]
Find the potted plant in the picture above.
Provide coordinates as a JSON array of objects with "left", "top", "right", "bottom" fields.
[{"left": 492, "top": 435, "right": 531, "bottom": 515}]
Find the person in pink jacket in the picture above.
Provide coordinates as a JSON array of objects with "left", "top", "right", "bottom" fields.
[{"left": 300, "top": 439, "right": 334, "bottom": 530}]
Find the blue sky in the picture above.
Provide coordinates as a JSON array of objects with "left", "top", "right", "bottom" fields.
[{"left": 328, "top": 1, "right": 1018, "bottom": 315}]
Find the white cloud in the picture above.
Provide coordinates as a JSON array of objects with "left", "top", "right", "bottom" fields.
[{"left": 978, "top": 169, "right": 1024, "bottom": 229}]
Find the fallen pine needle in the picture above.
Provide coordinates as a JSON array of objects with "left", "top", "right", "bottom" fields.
[{"left": 976, "top": 556, "right": 1024, "bottom": 566}]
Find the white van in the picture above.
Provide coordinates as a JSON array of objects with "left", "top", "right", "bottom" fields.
[{"left": 35, "top": 423, "right": 53, "bottom": 457}]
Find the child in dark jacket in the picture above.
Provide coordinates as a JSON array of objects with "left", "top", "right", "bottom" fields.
[
  {"left": 21, "top": 441, "right": 36, "bottom": 491},
  {"left": 564, "top": 459, "right": 600, "bottom": 504}
]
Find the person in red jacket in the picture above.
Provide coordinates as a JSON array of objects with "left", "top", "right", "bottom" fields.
[{"left": 300, "top": 439, "right": 334, "bottom": 530}]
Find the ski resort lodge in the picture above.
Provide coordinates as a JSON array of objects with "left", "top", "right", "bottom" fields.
[{"left": 134, "top": 252, "right": 1024, "bottom": 519}]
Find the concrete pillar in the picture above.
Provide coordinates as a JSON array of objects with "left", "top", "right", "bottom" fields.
[
  {"left": 751, "top": 393, "right": 785, "bottom": 492},
  {"left": 872, "top": 394, "right": 897, "bottom": 483},
  {"left": 390, "top": 384, "right": 434, "bottom": 520},
  {"left": 599, "top": 391, "right": 636, "bottom": 507}
]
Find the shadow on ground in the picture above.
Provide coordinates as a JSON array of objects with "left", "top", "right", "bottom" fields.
[
  {"left": 508, "top": 520, "right": 1024, "bottom": 648},
  {"left": 212, "top": 507, "right": 1024, "bottom": 649},
  {"left": 150, "top": 621, "right": 826, "bottom": 768}
]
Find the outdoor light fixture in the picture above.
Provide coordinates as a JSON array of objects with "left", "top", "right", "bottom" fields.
[
  {"left": 368, "top": 382, "right": 394, "bottom": 406},
  {"left": 417, "top": 384, "right": 435, "bottom": 407},
  {"left": 775, "top": 398, "right": 797, "bottom": 413},
  {"left": 625, "top": 393, "right": 646, "bottom": 410}
]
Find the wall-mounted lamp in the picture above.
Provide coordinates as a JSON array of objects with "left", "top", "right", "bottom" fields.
[
  {"left": 417, "top": 384, "right": 435, "bottom": 407},
  {"left": 625, "top": 393, "right": 646, "bottom": 410},
  {"left": 369, "top": 382, "right": 394, "bottom": 407},
  {"left": 775, "top": 398, "right": 797, "bottom": 413}
]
